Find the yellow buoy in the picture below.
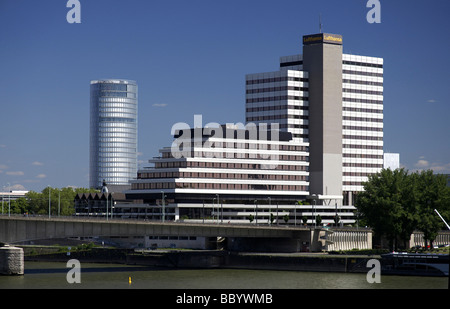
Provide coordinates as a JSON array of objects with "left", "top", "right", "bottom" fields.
[{"left": 129, "top": 276, "right": 132, "bottom": 284}]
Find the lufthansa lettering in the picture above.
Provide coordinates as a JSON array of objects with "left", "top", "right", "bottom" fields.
[{"left": 303, "top": 33, "right": 343, "bottom": 45}]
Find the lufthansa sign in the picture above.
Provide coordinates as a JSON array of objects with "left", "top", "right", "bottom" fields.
[{"left": 303, "top": 33, "right": 343, "bottom": 45}]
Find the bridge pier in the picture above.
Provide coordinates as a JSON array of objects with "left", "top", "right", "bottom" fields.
[{"left": 0, "top": 245, "right": 24, "bottom": 275}]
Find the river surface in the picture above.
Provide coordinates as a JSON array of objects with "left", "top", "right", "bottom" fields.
[{"left": 0, "top": 261, "right": 447, "bottom": 289}]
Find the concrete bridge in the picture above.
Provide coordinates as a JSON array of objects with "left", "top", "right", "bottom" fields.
[{"left": 0, "top": 215, "right": 310, "bottom": 247}]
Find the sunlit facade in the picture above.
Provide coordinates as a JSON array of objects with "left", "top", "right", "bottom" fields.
[{"left": 89, "top": 79, "right": 138, "bottom": 189}]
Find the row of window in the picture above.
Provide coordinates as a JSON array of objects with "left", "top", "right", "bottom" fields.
[
  {"left": 132, "top": 182, "right": 309, "bottom": 192},
  {"left": 96, "top": 132, "right": 137, "bottom": 139},
  {"left": 343, "top": 125, "right": 383, "bottom": 132},
  {"left": 343, "top": 69, "right": 383, "bottom": 77},
  {"left": 98, "top": 98, "right": 137, "bottom": 105},
  {"left": 246, "top": 86, "right": 308, "bottom": 94},
  {"left": 92, "top": 83, "right": 129, "bottom": 91},
  {"left": 343, "top": 153, "right": 383, "bottom": 159},
  {"left": 344, "top": 172, "right": 378, "bottom": 177},
  {"left": 98, "top": 122, "right": 137, "bottom": 128},
  {"left": 246, "top": 114, "right": 309, "bottom": 122},
  {"left": 97, "top": 153, "right": 137, "bottom": 159},
  {"left": 97, "top": 167, "right": 136, "bottom": 172},
  {"left": 343, "top": 162, "right": 383, "bottom": 168},
  {"left": 342, "top": 135, "right": 383, "bottom": 141},
  {"left": 343, "top": 106, "right": 382, "bottom": 114},
  {"left": 280, "top": 124, "right": 309, "bottom": 129},
  {"left": 343, "top": 181, "right": 365, "bottom": 186},
  {"left": 343, "top": 144, "right": 383, "bottom": 150},
  {"left": 246, "top": 76, "right": 308, "bottom": 85},
  {"left": 96, "top": 158, "right": 136, "bottom": 164},
  {"left": 246, "top": 95, "right": 308, "bottom": 103},
  {"left": 154, "top": 161, "right": 309, "bottom": 171},
  {"left": 138, "top": 171, "right": 308, "bottom": 181},
  {"left": 99, "top": 117, "right": 136, "bottom": 123},
  {"left": 99, "top": 107, "right": 137, "bottom": 114},
  {"left": 342, "top": 60, "right": 383, "bottom": 68},
  {"left": 342, "top": 116, "right": 383, "bottom": 123},
  {"left": 246, "top": 105, "right": 308, "bottom": 113},
  {"left": 342, "top": 97, "right": 383, "bottom": 105},
  {"left": 161, "top": 144, "right": 308, "bottom": 158},
  {"left": 97, "top": 142, "right": 137, "bottom": 148},
  {"left": 343, "top": 88, "right": 383, "bottom": 96},
  {"left": 97, "top": 147, "right": 137, "bottom": 154},
  {"left": 292, "top": 134, "right": 309, "bottom": 139},
  {"left": 170, "top": 151, "right": 305, "bottom": 161},
  {"left": 97, "top": 91, "right": 137, "bottom": 99},
  {"left": 342, "top": 79, "right": 383, "bottom": 86}
]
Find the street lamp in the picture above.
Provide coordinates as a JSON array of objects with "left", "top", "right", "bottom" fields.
[
  {"left": 48, "top": 185, "right": 51, "bottom": 219},
  {"left": 161, "top": 191, "right": 167, "bottom": 223},
  {"left": 311, "top": 194, "right": 317, "bottom": 228},
  {"left": 254, "top": 200, "right": 258, "bottom": 226},
  {"left": 216, "top": 194, "right": 220, "bottom": 224},
  {"left": 267, "top": 197, "right": 271, "bottom": 225},
  {"left": 105, "top": 192, "right": 109, "bottom": 221},
  {"left": 7, "top": 183, "right": 10, "bottom": 217},
  {"left": 212, "top": 197, "right": 216, "bottom": 222}
]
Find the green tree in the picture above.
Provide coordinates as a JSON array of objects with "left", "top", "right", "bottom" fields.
[
  {"left": 316, "top": 215, "right": 322, "bottom": 226},
  {"left": 355, "top": 168, "right": 419, "bottom": 250},
  {"left": 25, "top": 187, "right": 98, "bottom": 216},
  {"left": 356, "top": 168, "right": 450, "bottom": 250},
  {"left": 415, "top": 170, "right": 450, "bottom": 248}
]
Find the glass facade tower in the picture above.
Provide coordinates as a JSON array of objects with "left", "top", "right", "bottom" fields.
[{"left": 89, "top": 79, "right": 138, "bottom": 189}]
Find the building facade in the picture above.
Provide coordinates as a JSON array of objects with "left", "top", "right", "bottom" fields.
[
  {"left": 246, "top": 33, "right": 384, "bottom": 207},
  {"left": 126, "top": 125, "right": 356, "bottom": 225},
  {"left": 89, "top": 79, "right": 138, "bottom": 190}
]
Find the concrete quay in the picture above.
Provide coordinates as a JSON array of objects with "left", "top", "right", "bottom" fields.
[{"left": 126, "top": 250, "right": 376, "bottom": 273}]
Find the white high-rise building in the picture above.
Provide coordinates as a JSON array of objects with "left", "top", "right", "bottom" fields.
[
  {"left": 246, "top": 33, "right": 384, "bottom": 206},
  {"left": 89, "top": 79, "right": 138, "bottom": 190}
]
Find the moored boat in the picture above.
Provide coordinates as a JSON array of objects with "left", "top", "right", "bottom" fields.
[{"left": 381, "top": 252, "right": 449, "bottom": 277}]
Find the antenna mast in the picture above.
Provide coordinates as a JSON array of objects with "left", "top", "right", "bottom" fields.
[{"left": 319, "top": 14, "right": 322, "bottom": 33}]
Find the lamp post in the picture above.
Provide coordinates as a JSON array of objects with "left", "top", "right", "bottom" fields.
[
  {"left": 254, "top": 200, "right": 258, "bottom": 226},
  {"left": 294, "top": 202, "right": 297, "bottom": 226},
  {"left": 267, "top": 197, "right": 271, "bottom": 225},
  {"left": 7, "top": 183, "right": 10, "bottom": 217},
  {"left": 276, "top": 202, "right": 279, "bottom": 226},
  {"left": 106, "top": 192, "right": 109, "bottom": 221},
  {"left": 1, "top": 185, "right": 4, "bottom": 215},
  {"left": 48, "top": 185, "right": 51, "bottom": 219},
  {"left": 311, "top": 194, "right": 317, "bottom": 228},
  {"left": 215, "top": 194, "right": 220, "bottom": 224},
  {"left": 212, "top": 198, "right": 216, "bottom": 222},
  {"left": 161, "top": 191, "right": 167, "bottom": 223},
  {"left": 58, "top": 191, "right": 61, "bottom": 217}
]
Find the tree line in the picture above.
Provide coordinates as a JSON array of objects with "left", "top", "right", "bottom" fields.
[
  {"left": 356, "top": 168, "right": 450, "bottom": 250},
  {"left": 1, "top": 187, "right": 98, "bottom": 217}
]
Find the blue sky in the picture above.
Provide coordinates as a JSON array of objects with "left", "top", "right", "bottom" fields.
[{"left": 0, "top": 0, "right": 449, "bottom": 192}]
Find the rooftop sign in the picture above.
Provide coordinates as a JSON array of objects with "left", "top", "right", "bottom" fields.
[{"left": 303, "top": 33, "right": 343, "bottom": 45}]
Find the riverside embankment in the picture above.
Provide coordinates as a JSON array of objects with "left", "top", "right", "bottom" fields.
[{"left": 20, "top": 245, "right": 379, "bottom": 273}]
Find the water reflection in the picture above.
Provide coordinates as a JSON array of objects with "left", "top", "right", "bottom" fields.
[{"left": 0, "top": 262, "right": 447, "bottom": 289}]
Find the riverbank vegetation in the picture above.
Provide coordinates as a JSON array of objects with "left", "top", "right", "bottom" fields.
[
  {"left": 356, "top": 168, "right": 450, "bottom": 251},
  {"left": 1, "top": 187, "right": 98, "bottom": 216}
]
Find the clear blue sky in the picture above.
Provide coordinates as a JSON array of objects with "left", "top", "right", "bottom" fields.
[{"left": 1, "top": 0, "right": 449, "bottom": 192}]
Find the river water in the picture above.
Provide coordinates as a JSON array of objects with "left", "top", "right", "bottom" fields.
[{"left": 0, "top": 261, "right": 447, "bottom": 289}]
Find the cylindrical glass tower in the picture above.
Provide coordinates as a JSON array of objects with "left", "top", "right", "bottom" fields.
[{"left": 89, "top": 79, "right": 138, "bottom": 189}]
